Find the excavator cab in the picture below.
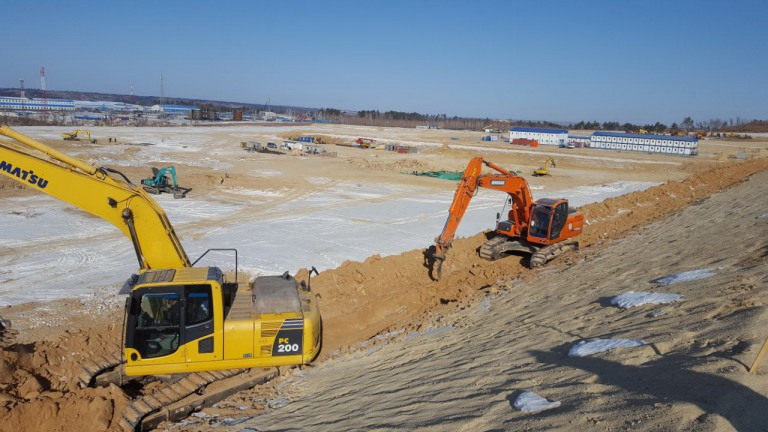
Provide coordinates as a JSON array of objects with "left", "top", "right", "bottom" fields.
[{"left": 528, "top": 199, "right": 569, "bottom": 241}]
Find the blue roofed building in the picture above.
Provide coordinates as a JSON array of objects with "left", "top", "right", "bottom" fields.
[
  {"left": 509, "top": 127, "right": 568, "bottom": 147},
  {"left": 590, "top": 131, "right": 698, "bottom": 156},
  {"left": 151, "top": 104, "right": 198, "bottom": 115}
]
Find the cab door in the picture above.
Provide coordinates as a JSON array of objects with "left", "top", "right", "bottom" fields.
[
  {"left": 549, "top": 202, "right": 569, "bottom": 240},
  {"left": 127, "top": 286, "right": 186, "bottom": 365},
  {"left": 183, "top": 284, "right": 218, "bottom": 364}
]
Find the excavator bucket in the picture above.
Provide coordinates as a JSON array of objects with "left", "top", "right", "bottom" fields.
[{"left": 0, "top": 316, "right": 18, "bottom": 346}]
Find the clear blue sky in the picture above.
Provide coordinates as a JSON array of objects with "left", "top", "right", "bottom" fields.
[{"left": 3, "top": 0, "right": 766, "bottom": 125}]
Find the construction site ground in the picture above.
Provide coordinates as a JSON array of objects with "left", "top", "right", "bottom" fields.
[{"left": 0, "top": 124, "right": 766, "bottom": 431}]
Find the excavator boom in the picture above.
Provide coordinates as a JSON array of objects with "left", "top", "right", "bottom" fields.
[{"left": 0, "top": 126, "right": 190, "bottom": 270}]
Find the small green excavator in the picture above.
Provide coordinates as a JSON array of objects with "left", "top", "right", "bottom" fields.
[{"left": 141, "top": 166, "right": 190, "bottom": 199}]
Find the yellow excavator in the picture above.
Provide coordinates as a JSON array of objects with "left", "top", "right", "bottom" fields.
[
  {"left": 0, "top": 126, "right": 321, "bottom": 377},
  {"left": 532, "top": 157, "right": 556, "bottom": 176},
  {"left": 61, "top": 129, "right": 97, "bottom": 143}
]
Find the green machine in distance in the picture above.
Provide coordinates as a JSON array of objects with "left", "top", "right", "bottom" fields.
[{"left": 141, "top": 166, "right": 191, "bottom": 199}]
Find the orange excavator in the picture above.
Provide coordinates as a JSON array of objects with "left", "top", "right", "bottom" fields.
[{"left": 431, "top": 157, "right": 583, "bottom": 279}]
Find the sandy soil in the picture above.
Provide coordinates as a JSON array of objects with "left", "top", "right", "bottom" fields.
[{"left": 0, "top": 124, "right": 766, "bottom": 431}]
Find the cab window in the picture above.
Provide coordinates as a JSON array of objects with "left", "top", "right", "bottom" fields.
[
  {"left": 186, "top": 286, "right": 212, "bottom": 325},
  {"left": 135, "top": 293, "right": 181, "bottom": 358},
  {"left": 529, "top": 205, "right": 552, "bottom": 238}
]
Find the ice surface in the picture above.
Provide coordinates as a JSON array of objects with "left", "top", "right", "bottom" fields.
[
  {"left": 513, "top": 391, "right": 561, "bottom": 412},
  {"left": 568, "top": 338, "right": 646, "bottom": 357},
  {"left": 611, "top": 291, "right": 682, "bottom": 309},
  {"left": 652, "top": 268, "right": 716, "bottom": 286}
]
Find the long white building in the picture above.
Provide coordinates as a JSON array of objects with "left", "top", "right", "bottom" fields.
[
  {"left": 509, "top": 127, "right": 568, "bottom": 146},
  {"left": 590, "top": 131, "right": 698, "bottom": 156},
  {"left": 0, "top": 96, "right": 75, "bottom": 111}
]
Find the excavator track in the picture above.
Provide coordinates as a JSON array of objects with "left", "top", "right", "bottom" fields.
[
  {"left": 119, "top": 368, "right": 248, "bottom": 432},
  {"left": 478, "top": 236, "right": 512, "bottom": 260},
  {"left": 77, "top": 353, "right": 124, "bottom": 388},
  {"left": 529, "top": 239, "right": 579, "bottom": 268},
  {"left": 478, "top": 236, "right": 578, "bottom": 267},
  {"left": 77, "top": 357, "right": 279, "bottom": 431}
]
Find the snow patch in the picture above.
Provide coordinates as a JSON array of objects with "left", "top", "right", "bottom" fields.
[
  {"left": 652, "top": 268, "right": 715, "bottom": 286},
  {"left": 224, "top": 188, "right": 285, "bottom": 197},
  {"left": 611, "top": 291, "right": 682, "bottom": 309},
  {"left": 513, "top": 391, "right": 561, "bottom": 412},
  {"left": 568, "top": 338, "right": 646, "bottom": 357}
]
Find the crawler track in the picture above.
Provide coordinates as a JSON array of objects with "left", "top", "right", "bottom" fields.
[
  {"left": 77, "top": 353, "right": 124, "bottom": 388},
  {"left": 529, "top": 239, "right": 579, "bottom": 268},
  {"left": 76, "top": 356, "right": 279, "bottom": 431},
  {"left": 119, "top": 368, "right": 248, "bottom": 431},
  {"left": 478, "top": 236, "right": 578, "bottom": 267}
]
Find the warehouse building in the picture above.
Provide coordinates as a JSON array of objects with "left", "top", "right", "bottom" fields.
[
  {"left": 151, "top": 104, "right": 198, "bottom": 115},
  {"left": 590, "top": 131, "right": 698, "bottom": 156},
  {"left": 509, "top": 127, "right": 568, "bottom": 147}
]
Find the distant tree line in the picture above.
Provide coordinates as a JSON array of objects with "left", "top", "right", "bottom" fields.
[
  {"left": 1, "top": 88, "right": 765, "bottom": 132},
  {"left": 569, "top": 116, "right": 766, "bottom": 133}
]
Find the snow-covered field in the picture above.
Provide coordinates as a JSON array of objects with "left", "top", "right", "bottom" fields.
[
  {"left": 0, "top": 180, "right": 656, "bottom": 306},
  {"left": 0, "top": 125, "right": 662, "bottom": 306}
]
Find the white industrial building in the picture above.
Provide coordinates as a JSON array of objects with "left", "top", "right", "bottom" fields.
[
  {"left": 0, "top": 96, "right": 75, "bottom": 111},
  {"left": 568, "top": 135, "right": 591, "bottom": 148},
  {"left": 590, "top": 131, "right": 698, "bottom": 156},
  {"left": 509, "top": 127, "right": 568, "bottom": 146}
]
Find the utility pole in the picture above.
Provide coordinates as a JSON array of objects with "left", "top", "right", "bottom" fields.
[
  {"left": 40, "top": 67, "right": 48, "bottom": 112},
  {"left": 160, "top": 73, "right": 165, "bottom": 113},
  {"left": 19, "top": 79, "right": 25, "bottom": 111}
]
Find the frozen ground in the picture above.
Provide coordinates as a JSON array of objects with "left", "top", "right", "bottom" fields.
[{"left": 0, "top": 180, "right": 655, "bottom": 306}]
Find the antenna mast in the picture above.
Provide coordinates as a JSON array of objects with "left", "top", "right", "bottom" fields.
[{"left": 160, "top": 73, "right": 165, "bottom": 113}]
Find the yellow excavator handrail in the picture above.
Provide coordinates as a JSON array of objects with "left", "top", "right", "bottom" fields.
[{"left": 0, "top": 126, "right": 191, "bottom": 271}]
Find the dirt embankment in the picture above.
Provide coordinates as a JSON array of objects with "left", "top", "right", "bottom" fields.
[
  {"left": 0, "top": 156, "right": 766, "bottom": 431},
  {"left": 309, "top": 156, "right": 768, "bottom": 358}
]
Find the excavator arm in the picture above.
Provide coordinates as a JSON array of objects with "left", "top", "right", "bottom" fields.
[
  {"left": 0, "top": 126, "right": 190, "bottom": 270},
  {"left": 432, "top": 157, "right": 534, "bottom": 278}
]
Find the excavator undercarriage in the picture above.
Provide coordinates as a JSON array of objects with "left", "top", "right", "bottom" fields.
[{"left": 478, "top": 235, "right": 579, "bottom": 267}]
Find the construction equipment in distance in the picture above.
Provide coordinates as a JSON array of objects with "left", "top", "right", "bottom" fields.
[
  {"left": 510, "top": 138, "right": 539, "bottom": 147},
  {"left": 355, "top": 137, "right": 376, "bottom": 148},
  {"left": 0, "top": 126, "right": 322, "bottom": 377},
  {"left": 533, "top": 157, "right": 556, "bottom": 176},
  {"left": 61, "top": 129, "right": 97, "bottom": 143},
  {"left": 431, "top": 156, "right": 583, "bottom": 279},
  {"left": 141, "top": 166, "right": 190, "bottom": 198}
]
